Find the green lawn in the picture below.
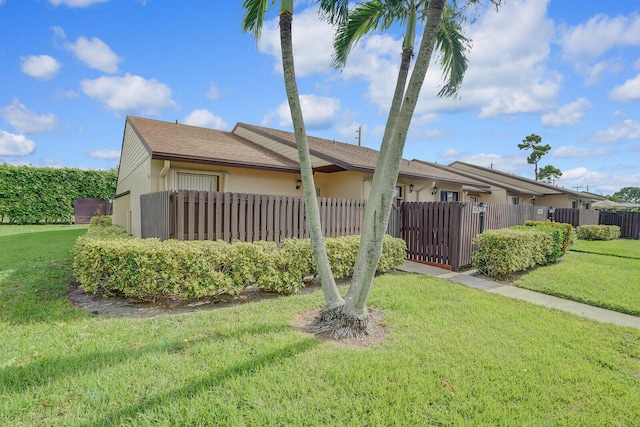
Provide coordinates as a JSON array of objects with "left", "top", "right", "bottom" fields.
[
  {"left": 0, "top": 224, "right": 88, "bottom": 237},
  {"left": 1, "top": 229, "right": 640, "bottom": 426},
  {"left": 571, "top": 237, "right": 640, "bottom": 259},
  {"left": 514, "top": 239, "right": 640, "bottom": 316}
]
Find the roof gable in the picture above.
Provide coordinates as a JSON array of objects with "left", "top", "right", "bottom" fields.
[
  {"left": 126, "top": 116, "right": 300, "bottom": 172},
  {"left": 448, "top": 161, "right": 582, "bottom": 197}
]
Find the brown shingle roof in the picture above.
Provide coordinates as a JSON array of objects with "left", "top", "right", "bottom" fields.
[
  {"left": 125, "top": 116, "right": 489, "bottom": 188},
  {"left": 236, "top": 123, "right": 488, "bottom": 187},
  {"left": 127, "top": 116, "right": 300, "bottom": 172}
]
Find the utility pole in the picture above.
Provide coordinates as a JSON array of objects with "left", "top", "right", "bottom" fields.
[
  {"left": 356, "top": 124, "right": 362, "bottom": 146},
  {"left": 574, "top": 186, "right": 582, "bottom": 192}
]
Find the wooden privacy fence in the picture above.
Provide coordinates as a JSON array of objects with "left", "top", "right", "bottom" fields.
[
  {"left": 141, "top": 190, "right": 366, "bottom": 243},
  {"left": 553, "top": 208, "right": 599, "bottom": 227},
  {"left": 400, "top": 202, "right": 549, "bottom": 270},
  {"left": 141, "top": 190, "right": 612, "bottom": 271},
  {"left": 599, "top": 211, "right": 640, "bottom": 239}
]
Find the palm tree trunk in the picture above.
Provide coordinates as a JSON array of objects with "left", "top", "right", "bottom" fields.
[
  {"left": 279, "top": 9, "right": 344, "bottom": 313},
  {"left": 335, "top": 0, "right": 447, "bottom": 338}
]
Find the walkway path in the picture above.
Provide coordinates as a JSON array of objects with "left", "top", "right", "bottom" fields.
[{"left": 397, "top": 260, "right": 640, "bottom": 330}]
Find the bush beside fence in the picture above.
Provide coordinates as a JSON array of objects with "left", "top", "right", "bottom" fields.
[
  {"left": 73, "top": 225, "right": 407, "bottom": 302},
  {"left": 472, "top": 222, "right": 574, "bottom": 277},
  {"left": 577, "top": 225, "right": 621, "bottom": 241}
]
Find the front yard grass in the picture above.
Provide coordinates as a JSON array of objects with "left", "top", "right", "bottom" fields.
[
  {"left": 571, "top": 237, "right": 640, "bottom": 259},
  {"left": 513, "top": 239, "right": 640, "bottom": 316},
  {"left": 1, "top": 228, "right": 640, "bottom": 426}
]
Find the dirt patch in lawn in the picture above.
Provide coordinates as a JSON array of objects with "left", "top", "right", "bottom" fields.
[
  {"left": 67, "top": 280, "right": 388, "bottom": 348},
  {"left": 291, "top": 307, "right": 389, "bottom": 349}
]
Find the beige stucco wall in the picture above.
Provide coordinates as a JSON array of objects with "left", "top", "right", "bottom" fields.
[
  {"left": 315, "top": 171, "right": 369, "bottom": 199},
  {"left": 536, "top": 194, "right": 573, "bottom": 209},
  {"left": 114, "top": 156, "right": 152, "bottom": 237}
]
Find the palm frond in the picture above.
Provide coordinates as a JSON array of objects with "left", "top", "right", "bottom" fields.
[
  {"left": 242, "top": 0, "right": 274, "bottom": 40},
  {"left": 435, "top": 5, "right": 470, "bottom": 98},
  {"left": 332, "top": 0, "right": 407, "bottom": 68},
  {"left": 316, "top": 0, "right": 350, "bottom": 25}
]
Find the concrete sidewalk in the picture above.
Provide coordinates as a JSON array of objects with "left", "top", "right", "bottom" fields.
[{"left": 397, "top": 260, "right": 640, "bottom": 330}]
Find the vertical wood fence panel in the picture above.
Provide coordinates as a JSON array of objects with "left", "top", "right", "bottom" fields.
[
  {"left": 599, "top": 211, "right": 640, "bottom": 239},
  {"left": 142, "top": 191, "right": 366, "bottom": 243},
  {"left": 554, "top": 208, "right": 599, "bottom": 227},
  {"left": 140, "top": 192, "right": 170, "bottom": 240}
]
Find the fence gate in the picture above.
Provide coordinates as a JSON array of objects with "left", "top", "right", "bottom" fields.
[{"left": 401, "top": 201, "right": 463, "bottom": 270}]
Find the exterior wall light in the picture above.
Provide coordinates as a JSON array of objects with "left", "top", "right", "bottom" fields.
[
  {"left": 296, "top": 179, "right": 302, "bottom": 190},
  {"left": 431, "top": 185, "right": 438, "bottom": 195},
  {"left": 409, "top": 183, "right": 414, "bottom": 193}
]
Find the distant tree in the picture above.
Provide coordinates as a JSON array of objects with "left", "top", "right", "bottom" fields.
[
  {"left": 538, "top": 165, "right": 562, "bottom": 184},
  {"left": 517, "top": 134, "right": 558, "bottom": 181},
  {"left": 613, "top": 187, "right": 640, "bottom": 204}
]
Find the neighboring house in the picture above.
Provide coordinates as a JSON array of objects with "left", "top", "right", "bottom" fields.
[
  {"left": 113, "top": 116, "right": 489, "bottom": 237},
  {"left": 444, "top": 161, "right": 605, "bottom": 208}
]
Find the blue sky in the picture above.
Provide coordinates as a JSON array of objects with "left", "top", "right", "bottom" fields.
[{"left": 1, "top": 0, "right": 639, "bottom": 196}]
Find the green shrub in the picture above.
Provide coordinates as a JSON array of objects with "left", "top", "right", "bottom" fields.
[
  {"left": 524, "top": 220, "right": 575, "bottom": 252},
  {"left": 472, "top": 229, "right": 552, "bottom": 277},
  {"left": 0, "top": 165, "right": 116, "bottom": 224},
  {"left": 576, "top": 225, "right": 621, "bottom": 241},
  {"left": 73, "top": 234, "right": 407, "bottom": 301}
]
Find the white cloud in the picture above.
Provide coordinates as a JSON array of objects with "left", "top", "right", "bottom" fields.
[
  {"left": 258, "top": 6, "right": 334, "bottom": 77},
  {"left": 560, "top": 13, "right": 640, "bottom": 81},
  {"left": 51, "top": 25, "right": 66, "bottom": 40},
  {"left": 553, "top": 167, "right": 640, "bottom": 195},
  {"left": 65, "top": 36, "right": 121, "bottom": 73},
  {"left": 440, "top": 148, "right": 461, "bottom": 161},
  {"left": 270, "top": 94, "right": 340, "bottom": 130},
  {"left": 0, "top": 98, "right": 58, "bottom": 134},
  {"left": 541, "top": 98, "right": 592, "bottom": 127},
  {"left": 461, "top": 0, "right": 560, "bottom": 118},
  {"left": 335, "top": 0, "right": 560, "bottom": 118},
  {"left": 609, "top": 74, "right": 640, "bottom": 102},
  {"left": 21, "top": 55, "right": 61, "bottom": 80},
  {"left": 560, "top": 13, "right": 640, "bottom": 61},
  {"left": 0, "top": 130, "right": 36, "bottom": 156},
  {"left": 81, "top": 74, "right": 177, "bottom": 115},
  {"left": 48, "top": 0, "right": 108, "bottom": 7},
  {"left": 590, "top": 119, "right": 640, "bottom": 144},
  {"left": 88, "top": 149, "right": 120, "bottom": 159},
  {"left": 183, "top": 109, "right": 229, "bottom": 130},
  {"left": 552, "top": 146, "right": 611, "bottom": 158},
  {"left": 206, "top": 84, "right": 220, "bottom": 100}
]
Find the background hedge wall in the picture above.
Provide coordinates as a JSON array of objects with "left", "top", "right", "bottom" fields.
[{"left": 0, "top": 164, "right": 117, "bottom": 224}]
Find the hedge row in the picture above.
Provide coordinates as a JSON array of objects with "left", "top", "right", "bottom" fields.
[
  {"left": 472, "top": 221, "right": 574, "bottom": 277},
  {"left": 0, "top": 165, "right": 117, "bottom": 224},
  {"left": 576, "top": 225, "right": 621, "bottom": 241},
  {"left": 73, "top": 224, "right": 407, "bottom": 302}
]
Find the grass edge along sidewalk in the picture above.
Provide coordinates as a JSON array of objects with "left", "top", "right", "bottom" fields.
[{"left": 511, "top": 239, "right": 640, "bottom": 318}]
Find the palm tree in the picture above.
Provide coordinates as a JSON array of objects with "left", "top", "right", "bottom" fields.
[
  {"left": 242, "top": 0, "right": 345, "bottom": 313},
  {"left": 244, "top": 0, "right": 500, "bottom": 338},
  {"left": 314, "top": 0, "right": 475, "bottom": 338}
]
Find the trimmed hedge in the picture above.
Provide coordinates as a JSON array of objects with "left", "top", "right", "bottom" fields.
[
  {"left": 472, "top": 221, "right": 574, "bottom": 277},
  {"left": 576, "top": 225, "right": 621, "bottom": 241},
  {"left": 524, "top": 220, "right": 575, "bottom": 253},
  {"left": 73, "top": 228, "right": 407, "bottom": 302},
  {"left": 0, "top": 165, "right": 117, "bottom": 224}
]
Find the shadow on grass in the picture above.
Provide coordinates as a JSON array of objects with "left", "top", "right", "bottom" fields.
[
  {"left": 0, "top": 229, "right": 88, "bottom": 324},
  {"left": 78, "top": 338, "right": 318, "bottom": 427},
  {"left": 0, "top": 264, "right": 87, "bottom": 324},
  {"left": 1, "top": 323, "right": 296, "bottom": 396}
]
